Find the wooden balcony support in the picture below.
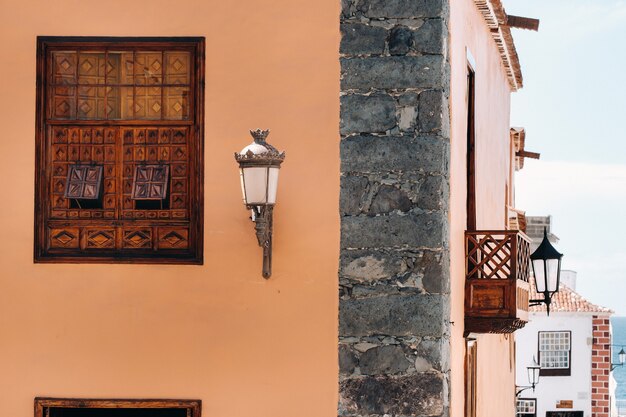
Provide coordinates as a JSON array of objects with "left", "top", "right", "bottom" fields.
[{"left": 465, "top": 230, "right": 531, "bottom": 334}]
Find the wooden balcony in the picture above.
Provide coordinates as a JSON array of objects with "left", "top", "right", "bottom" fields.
[{"left": 465, "top": 230, "right": 531, "bottom": 334}]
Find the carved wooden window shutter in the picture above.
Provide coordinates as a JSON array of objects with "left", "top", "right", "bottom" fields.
[
  {"left": 34, "top": 37, "right": 205, "bottom": 263},
  {"left": 64, "top": 165, "right": 104, "bottom": 200}
]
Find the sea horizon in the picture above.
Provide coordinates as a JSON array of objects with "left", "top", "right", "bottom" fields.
[{"left": 612, "top": 316, "right": 626, "bottom": 400}]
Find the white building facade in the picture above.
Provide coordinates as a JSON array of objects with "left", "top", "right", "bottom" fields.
[{"left": 515, "top": 271, "right": 616, "bottom": 417}]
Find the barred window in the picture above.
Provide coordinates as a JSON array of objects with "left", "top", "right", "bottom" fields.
[
  {"left": 539, "top": 331, "right": 571, "bottom": 376},
  {"left": 516, "top": 399, "right": 536, "bottom": 417}
]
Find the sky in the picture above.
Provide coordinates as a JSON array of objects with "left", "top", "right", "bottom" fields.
[{"left": 505, "top": 0, "right": 626, "bottom": 315}]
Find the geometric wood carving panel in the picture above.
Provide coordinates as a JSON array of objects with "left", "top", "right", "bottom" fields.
[
  {"left": 121, "top": 127, "right": 189, "bottom": 219},
  {"left": 85, "top": 228, "right": 116, "bottom": 249},
  {"left": 50, "top": 50, "right": 191, "bottom": 122},
  {"left": 36, "top": 37, "right": 204, "bottom": 263},
  {"left": 49, "top": 228, "right": 80, "bottom": 249},
  {"left": 122, "top": 228, "right": 153, "bottom": 249},
  {"left": 158, "top": 228, "right": 189, "bottom": 249}
]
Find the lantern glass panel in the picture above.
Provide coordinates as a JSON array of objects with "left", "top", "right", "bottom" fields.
[
  {"left": 239, "top": 168, "right": 247, "bottom": 204},
  {"left": 240, "top": 166, "right": 280, "bottom": 205},
  {"left": 533, "top": 259, "right": 546, "bottom": 292},
  {"left": 529, "top": 366, "right": 540, "bottom": 385},
  {"left": 546, "top": 258, "right": 560, "bottom": 292},
  {"left": 267, "top": 167, "right": 280, "bottom": 204},
  {"left": 619, "top": 349, "right": 626, "bottom": 365},
  {"left": 241, "top": 167, "right": 268, "bottom": 205}
]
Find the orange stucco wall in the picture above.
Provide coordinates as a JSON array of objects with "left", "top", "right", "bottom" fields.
[
  {"left": 0, "top": 1, "right": 340, "bottom": 416},
  {"left": 449, "top": 1, "right": 517, "bottom": 416}
]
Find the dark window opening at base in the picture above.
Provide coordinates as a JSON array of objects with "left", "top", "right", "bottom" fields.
[
  {"left": 69, "top": 198, "right": 103, "bottom": 209},
  {"left": 49, "top": 408, "right": 186, "bottom": 417},
  {"left": 135, "top": 198, "right": 170, "bottom": 210}
]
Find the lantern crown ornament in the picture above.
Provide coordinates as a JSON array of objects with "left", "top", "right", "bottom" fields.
[
  {"left": 529, "top": 227, "right": 564, "bottom": 315},
  {"left": 234, "top": 129, "right": 285, "bottom": 279},
  {"left": 235, "top": 129, "right": 285, "bottom": 169}
]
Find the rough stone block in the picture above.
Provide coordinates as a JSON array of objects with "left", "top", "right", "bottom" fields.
[
  {"left": 341, "top": 56, "right": 443, "bottom": 90},
  {"left": 361, "top": 0, "right": 443, "bottom": 19},
  {"left": 398, "top": 91, "right": 419, "bottom": 106},
  {"left": 398, "top": 106, "right": 418, "bottom": 132},
  {"left": 341, "top": 23, "right": 387, "bottom": 55},
  {"left": 389, "top": 26, "right": 413, "bottom": 56},
  {"left": 341, "top": 135, "right": 448, "bottom": 174},
  {"left": 341, "top": 0, "right": 352, "bottom": 18},
  {"left": 340, "top": 250, "right": 409, "bottom": 282},
  {"left": 368, "top": 184, "right": 412, "bottom": 214},
  {"left": 419, "top": 89, "right": 445, "bottom": 133},
  {"left": 339, "top": 294, "right": 446, "bottom": 337},
  {"left": 340, "top": 249, "right": 448, "bottom": 288},
  {"left": 341, "top": 211, "right": 446, "bottom": 249},
  {"left": 420, "top": 250, "right": 449, "bottom": 294},
  {"left": 351, "top": 284, "right": 406, "bottom": 298},
  {"left": 388, "top": 21, "right": 445, "bottom": 56},
  {"left": 339, "top": 374, "right": 444, "bottom": 415},
  {"left": 417, "top": 174, "right": 447, "bottom": 211},
  {"left": 413, "top": 18, "right": 445, "bottom": 54},
  {"left": 359, "top": 345, "right": 411, "bottom": 375},
  {"left": 416, "top": 337, "right": 450, "bottom": 372},
  {"left": 340, "top": 94, "right": 396, "bottom": 135},
  {"left": 339, "top": 345, "right": 358, "bottom": 376},
  {"left": 340, "top": 175, "right": 369, "bottom": 215}
]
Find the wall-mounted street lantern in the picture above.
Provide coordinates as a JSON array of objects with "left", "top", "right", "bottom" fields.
[
  {"left": 517, "top": 357, "right": 541, "bottom": 397},
  {"left": 611, "top": 345, "right": 626, "bottom": 371},
  {"left": 234, "top": 129, "right": 285, "bottom": 279},
  {"left": 529, "top": 228, "right": 563, "bottom": 315}
]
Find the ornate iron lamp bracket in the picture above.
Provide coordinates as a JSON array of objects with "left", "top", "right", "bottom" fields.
[
  {"left": 515, "top": 385, "right": 536, "bottom": 397},
  {"left": 250, "top": 205, "right": 273, "bottom": 278}
]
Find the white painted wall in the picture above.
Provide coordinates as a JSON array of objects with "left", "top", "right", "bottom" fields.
[
  {"left": 516, "top": 312, "right": 594, "bottom": 417},
  {"left": 610, "top": 373, "right": 618, "bottom": 417},
  {"left": 561, "top": 270, "right": 578, "bottom": 291}
]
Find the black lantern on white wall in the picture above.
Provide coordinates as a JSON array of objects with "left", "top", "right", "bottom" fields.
[
  {"left": 517, "top": 357, "right": 541, "bottom": 396},
  {"left": 234, "top": 129, "right": 285, "bottom": 279},
  {"left": 529, "top": 228, "right": 563, "bottom": 315},
  {"left": 527, "top": 357, "right": 540, "bottom": 389}
]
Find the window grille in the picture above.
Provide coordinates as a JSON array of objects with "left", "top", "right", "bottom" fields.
[
  {"left": 516, "top": 399, "right": 536, "bottom": 417},
  {"left": 539, "top": 331, "right": 570, "bottom": 369}
]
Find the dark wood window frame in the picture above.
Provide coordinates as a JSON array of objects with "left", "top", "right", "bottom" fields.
[
  {"left": 35, "top": 398, "right": 201, "bottom": 417},
  {"left": 34, "top": 36, "right": 205, "bottom": 264},
  {"left": 465, "top": 339, "right": 477, "bottom": 417},
  {"left": 466, "top": 63, "right": 476, "bottom": 232},
  {"left": 538, "top": 330, "right": 572, "bottom": 376}
]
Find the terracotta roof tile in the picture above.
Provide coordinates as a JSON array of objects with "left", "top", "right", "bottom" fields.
[{"left": 529, "top": 280, "right": 613, "bottom": 314}]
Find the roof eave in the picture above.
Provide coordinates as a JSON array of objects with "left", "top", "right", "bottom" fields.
[{"left": 474, "top": 0, "right": 524, "bottom": 91}]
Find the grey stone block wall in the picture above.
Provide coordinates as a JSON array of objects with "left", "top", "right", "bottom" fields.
[{"left": 339, "top": 0, "right": 451, "bottom": 416}]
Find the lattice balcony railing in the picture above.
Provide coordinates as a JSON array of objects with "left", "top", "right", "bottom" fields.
[
  {"left": 466, "top": 230, "right": 531, "bottom": 282},
  {"left": 465, "top": 230, "right": 532, "bottom": 334}
]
